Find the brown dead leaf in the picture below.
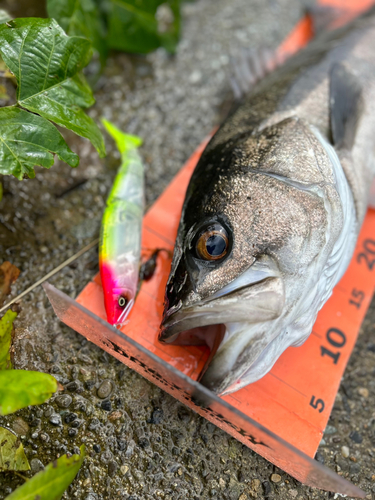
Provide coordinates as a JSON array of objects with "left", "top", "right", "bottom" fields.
[{"left": 0, "top": 261, "right": 20, "bottom": 306}]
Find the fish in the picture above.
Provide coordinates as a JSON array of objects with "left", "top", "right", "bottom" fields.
[
  {"left": 99, "top": 119, "right": 144, "bottom": 327},
  {"left": 159, "top": 10, "right": 375, "bottom": 395}
]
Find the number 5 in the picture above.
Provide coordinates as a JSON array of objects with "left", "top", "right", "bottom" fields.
[{"left": 310, "top": 395, "right": 325, "bottom": 413}]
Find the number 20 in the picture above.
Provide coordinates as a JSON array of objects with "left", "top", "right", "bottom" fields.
[{"left": 357, "top": 239, "right": 375, "bottom": 270}]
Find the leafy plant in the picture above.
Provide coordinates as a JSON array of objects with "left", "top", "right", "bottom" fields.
[
  {"left": 0, "top": 369, "right": 58, "bottom": 415},
  {"left": 0, "top": 309, "right": 16, "bottom": 370},
  {"left": 46, "top": 0, "right": 107, "bottom": 65},
  {"left": 0, "top": 310, "right": 84, "bottom": 498},
  {"left": 0, "top": 17, "right": 105, "bottom": 180},
  {"left": 47, "top": 0, "right": 182, "bottom": 57},
  {"left": 0, "top": 427, "right": 30, "bottom": 472},
  {"left": 107, "top": 0, "right": 181, "bottom": 54},
  {"left": 4, "top": 445, "right": 85, "bottom": 500}
]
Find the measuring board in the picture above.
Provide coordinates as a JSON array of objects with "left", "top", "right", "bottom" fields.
[{"left": 44, "top": 1, "right": 375, "bottom": 496}]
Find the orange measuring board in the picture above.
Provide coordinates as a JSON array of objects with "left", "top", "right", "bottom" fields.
[{"left": 43, "top": 2, "right": 375, "bottom": 496}]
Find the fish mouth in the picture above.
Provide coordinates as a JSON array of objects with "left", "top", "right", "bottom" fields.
[{"left": 159, "top": 276, "right": 285, "bottom": 391}]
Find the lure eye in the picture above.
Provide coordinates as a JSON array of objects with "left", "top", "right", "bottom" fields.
[
  {"left": 118, "top": 296, "right": 127, "bottom": 308},
  {"left": 195, "top": 224, "right": 229, "bottom": 261}
]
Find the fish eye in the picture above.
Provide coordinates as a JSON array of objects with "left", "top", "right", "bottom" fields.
[
  {"left": 195, "top": 224, "right": 229, "bottom": 261},
  {"left": 118, "top": 296, "right": 127, "bottom": 308}
]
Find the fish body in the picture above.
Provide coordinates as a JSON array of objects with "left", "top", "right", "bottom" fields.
[
  {"left": 100, "top": 120, "right": 144, "bottom": 326},
  {"left": 160, "top": 12, "right": 375, "bottom": 395}
]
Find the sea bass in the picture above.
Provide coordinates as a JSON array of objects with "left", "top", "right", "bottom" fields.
[
  {"left": 100, "top": 120, "right": 144, "bottom": 327},
  {"left": 159, "top": 11, "right": 375, "bottom": 395}
]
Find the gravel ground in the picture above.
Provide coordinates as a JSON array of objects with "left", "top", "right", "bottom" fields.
[{"left": 1, "top": 0, "right": 375, "bottom": 499}]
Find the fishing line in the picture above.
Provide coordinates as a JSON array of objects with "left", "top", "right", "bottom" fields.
[{"left": 0, "top": 238, "right": 99, "bottom": 314}]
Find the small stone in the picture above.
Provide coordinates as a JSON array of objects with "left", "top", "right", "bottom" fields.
[
  {"left": 49, "top": 414, "right": 62, "bottom": 426},
  {"left": 88, "top": 418, "right": 100, "bottom": 431},
  {"left": 39, "top": 433, "right": 50, "bottom": 442},
  {"left": 324, "top": 425, "right": 337, "bottom": 435},
  {"left": 78, "top": 353, "right": 93, "bottom": 364},
  {"left": 64, "top": 412, "right": 78, "bottom": 424},
  {"left": 70, "top": 420, "right": 82, "bottom": 428},
  {"left": 43, "top": 407, "right": 54, "bottom": 418},
  {"left": 108, "top": 460, "right": 118, "bottom": 477},
  {"left": 101, "top": 400, "right": 112, "bottom": 412},
  {"left": 177, "top": 406, "right": 191, "bottom": 423},
  {"left": 289, "top": 489, "right": 298, "bottom": 498},
  {"left": 125, "top": 441, "right": 135, "bottom": 458},
  {"left": 30, "top": 418, "right": 41, "bottom": 428},
  {"left": 271, "top": 473, "right": 281, "bottom": 483},
  {"left": 149, "top": 408, "right": 163, "bottom": 424},
  {"left": 68, "top": 429, "right": 78, "bottom": 437},
  {"left": 85, "top": 494, "right": 98, "bottom": 500},
  {"left": 93, "top": 444, "right": 101, "bottom": 453},
  {"left": 12, "top": 418, "right": 29, "bottom": 436},
  {"left": 73, "top": 400, "right": 86, "bottom": 412},
  {"left": 349, "top": 431, "right": 363, "bottom": 444},
  {"left": 341, "top": 446, "right": 350, "bottom": 458},
  {"left": 100, "top": 450, "right": 113, "bottom": 464},
  {"left": 71, "top": 366, "right": 79, "bottom": 380},
  {"left": 315, "top": 452, "right": 325, "bottom": 464},
  {"left": 358, "top": 387, "right": 369, "bottom": 398},
  {"left": 97, "top": 380, "right": 113, "bottom": 399},
  {"left": 138, "top": 437, "right": 150, "bottom": 448},
  {"left": 178, "top": 468, "right": 183, "bottom": 476},
  {"left": 85, "top": 380, "right": 96, "bottom": 390},
  {"left": 189, "top": 70, "right": 202, "bottom": 84},
  {"left": 31, "top": 432, "right": 38, "bottom": 439},
  {"left": 30, "top": 458, "right": 44, "bottom": 473},
  {"left": 251, "top": 479, "right": 261, "bottom": 491},
  {"left": 108, "top": 410, "right": 122, "bottom": 421},
  {"left": 120, "top": 465, "right": 129, "bottom": 475},
  {"left": 117, "top": 439, "right": 126, "bottom": 451},
  {"left": 262, "top": 481, "right": 271, "bottom": 496},
  {"left": 66, "top": 381, "right": 79, "bottom": 392},
  {"left": 350, "top": 462, "right": 360, "bottom": 475},
  {"left": 239, "top": 494, "right": 247, "bottom": 500}
]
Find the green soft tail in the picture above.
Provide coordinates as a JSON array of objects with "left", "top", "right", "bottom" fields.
[{"left": 101, "top": 118, "right": 142, "bottom": 154}]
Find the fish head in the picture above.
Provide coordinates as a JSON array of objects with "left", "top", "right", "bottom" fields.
[
  {"left": 100, "top": 262, "right": 135, "bottom": 327},
  {"left": 160, "top": 117, "right": 341, "bottom": 395}
]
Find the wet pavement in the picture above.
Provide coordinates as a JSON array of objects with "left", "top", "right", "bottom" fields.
[{"left": 1, "top": 0, "right": 375, "bottom": 499}]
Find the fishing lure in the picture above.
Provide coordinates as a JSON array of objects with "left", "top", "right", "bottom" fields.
[{"left": 100, "top": 119, "right": 144, "bottom": 327}]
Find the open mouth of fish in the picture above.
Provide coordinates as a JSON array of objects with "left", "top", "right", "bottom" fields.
[{"left": 159, "top": 267, "right": 285, "bottom": 395}]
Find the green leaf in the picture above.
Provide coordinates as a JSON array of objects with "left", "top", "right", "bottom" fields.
[
  {"left": 102, "top": 118, "right": 142, "bottom": 154},
  {"left": 108, "top": 0, "right": 181, "bottom": 54},
  {"left": 0, "top": 310, "right": 17, "bottom": 370},
  {"left": 47, "top": 0, "right": 107, "bottom": 65},
  {"left": 0, "top": 427, "right": 30, "bottom": 471},
  {"left": 0, "top": 107, "right": 79, "bottom": 180},
  {"left": 0, "top": 370, "right": 57, "bottom": 415},
  {"left": 4, "top": 445, "right": 85, "bottom": 500},
  {"left": 0, "top": 18, "right": 105, "bottom": 157}
]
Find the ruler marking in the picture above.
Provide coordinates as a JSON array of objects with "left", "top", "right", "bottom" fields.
[{"left": 270, "top": 372, "right": 307, "bottom": 398}]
